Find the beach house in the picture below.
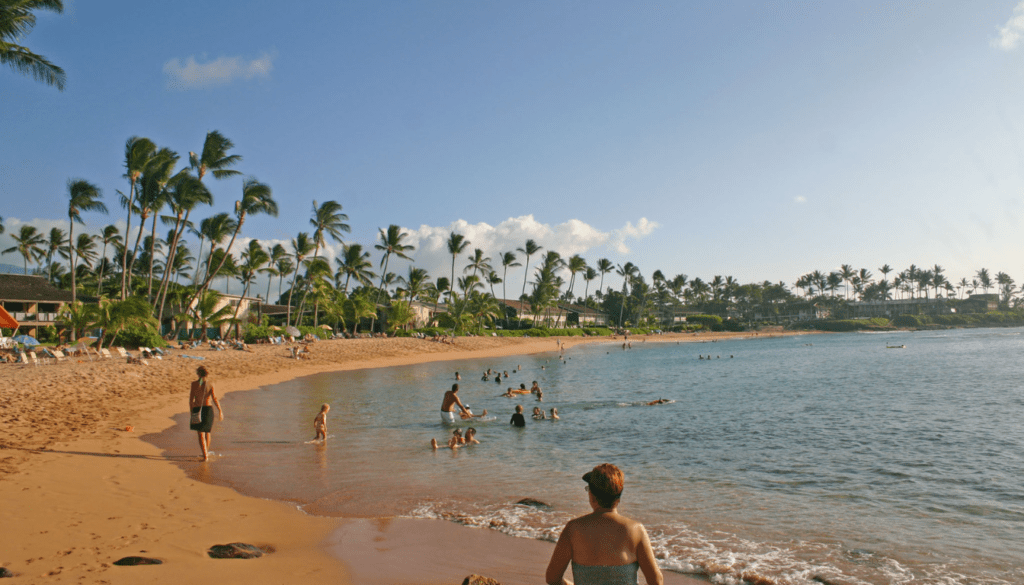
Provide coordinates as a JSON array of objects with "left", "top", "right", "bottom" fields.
[{"left": 0, "top": 274, "right": 79, "bottom": 337}]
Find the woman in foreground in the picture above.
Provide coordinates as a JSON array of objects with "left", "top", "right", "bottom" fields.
[{"left": 545, "top": 463, "right": 662, "bottom": 585}]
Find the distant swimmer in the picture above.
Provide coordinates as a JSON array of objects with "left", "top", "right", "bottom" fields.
[
  {"left": 533, "top": 406, "right": 547, "bottom": 420},
  {"left": 531, "top": 381, "right": 542, "bottom": 394},
  {"left": 496, "top": 376, "right": 503, "bottom": 386},
  {"left": 549, "top": 407, "right": 560, "bottom": 420},
  {"left": 510, "top": 404, "right": 526, "bottom": 427},
  {"left": 647, "top": 398, "right": 670, "bottom": 406},
  {"left": 455, "top": 371, "right": 461, "bottom": 380}
]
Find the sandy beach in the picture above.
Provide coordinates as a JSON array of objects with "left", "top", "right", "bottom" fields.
[{"left": 0, "top": 330, "right": 807, "bottom": 583}]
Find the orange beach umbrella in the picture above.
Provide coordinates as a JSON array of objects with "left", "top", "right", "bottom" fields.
[{"left": 0, "top": 305, "right": 18, "bottom": 330}]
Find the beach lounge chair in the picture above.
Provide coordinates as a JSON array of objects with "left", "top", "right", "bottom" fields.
[
  {"left": 19, "top": 351, "right": 30, "bottom": 365},
  {"left": 99, "top": 348, "right": 112, "bottom": 359},
  {"left": 27, "top": 351, "right": 40, "bottom": 366},
  {"left": 51, "top": 349, "right": 68, "bottom": 363},
  {"left": 114, "top": 347, "right": 133, "bottom": 361}
]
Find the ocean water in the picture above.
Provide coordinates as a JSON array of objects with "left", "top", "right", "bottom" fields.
[{"left": 170, "top": 330, "right": 1024, "bottom": 584}]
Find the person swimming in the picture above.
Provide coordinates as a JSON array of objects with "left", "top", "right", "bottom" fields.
[{"left": 532, "top": 406, "right": 546, "bottom": 420}]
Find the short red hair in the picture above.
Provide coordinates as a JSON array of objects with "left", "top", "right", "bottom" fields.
[{"left": 583, "top": 463, "right": 624, "bottom": 507}]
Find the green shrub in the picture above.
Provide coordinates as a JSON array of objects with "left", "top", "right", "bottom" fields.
[
  {"left": 110, "top": 323, "right": 166, "bottom": 349},
  {"left": 243, "top": 324, "right": 274, "bottom": 344},
  {"left": 686, "top": 315, "right": 723, "bottom": 329},
  {"left": 892, "top": 314, "right": 926, "bottom": 328}
]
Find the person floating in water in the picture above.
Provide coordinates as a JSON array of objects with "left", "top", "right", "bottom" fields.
[
  {"left": 647, "top": 398, "right": 670, "bottom": 406},
  {"left": 432, "top": 428, "right": 464, "bottom": 450},
  {"left": 313, "top": 403, "right": 330, "bottom": 442}
]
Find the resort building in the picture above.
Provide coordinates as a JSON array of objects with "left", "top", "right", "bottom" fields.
[
  {"left": 0, "top": 275, "right": 80, "bottom": 337},
  {"left": 558, "top": 303, "right": 608, "bottom": 326},
  {"left": 844, "top": 298, "right": 954, "bottom": 319}
]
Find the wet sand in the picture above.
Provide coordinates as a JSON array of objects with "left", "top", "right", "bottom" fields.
[{"left": 0, "top": 331, "right": 810, "bottom": 583}]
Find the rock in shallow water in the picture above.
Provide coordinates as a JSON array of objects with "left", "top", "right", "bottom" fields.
[
  {"left": 462, "top": 575, "right": 501, "bottom": 585},
  {"left": 112, "top": 556, "right": 163, "bottom": 566},
  {"left": 207, "top": 543, "right": 269, "bottom": 559},
  {"left": 515, "top": 497, "right": 549, "bottom": 508}
]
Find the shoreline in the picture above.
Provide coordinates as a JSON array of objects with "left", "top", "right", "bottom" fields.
[{"left": 0, "top": 331, "right": 813, "bottom": 583}]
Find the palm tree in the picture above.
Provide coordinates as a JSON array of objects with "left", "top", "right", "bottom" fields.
[
  {"left": 126, "top": 147, "right": 177, "bottom": 293},
  {"left": 335, "top": 243, "right": 374, "bottom": 294},
  {"left": 66, "top": 179, "right": 106, "bottom": 310},
  {"left": 464, "top": 248, "right": 492, "bottom": 281},
  {"left": 0, "top": 215, "right": 4, "bottom": 234},
  {"left": 231, "top": 239, "right": 270, "bottom": 330},
  {"left": 44, "top": 227, "right": 68, "bottom": 283},
  {"left": 839, "top": 264, "right": 855, "bottom": 300},
  {"left": 596, "top": 258, "right": 614, "bottom": 296},
  {"left": 154, "top": 172, "right": 213, "bottom": 317},
  {"left": 582, "top": 266, "right": 598, "bottom": 306},
  {"left": 119, "top": 136, "right": 157, "bottom": 298},
  {"left": 446, "top": 232, "right": 470, "bottom": 304},
  {"left": 3, "top": 225, "right": 44, "bottom": 274},
  {"left": 189, "top": 130, "right": 243, "bottom": 182},
  {"left": 1, "top": 0, "right": 65, "bottom": 90},
  {"left": 370, "top": 225, "right": 414, "bottom": 330},
  {"left": 498, "top": 251, "right": 520, "bottom": 303},
  {"left": 286, "top": 232, "right": 314, "bottom": 326},
  {"left": 95, "top": 225, "right": 121, "bottom": 297},
  {"left": 398, "top": 266, "right": 430, "bottom": 302},
  {"left": 517, "top": 239, "right": 542, "bottom": 298},
  {"left": 193, "top": 213, "right": 236, "bottom": 285},
  {"left": 263, "top": 243, "right": 287, "bottom": 302},
  {"left": 976, "top": 268, "right": 992, "bottom": 294},
  {"left": 197, "top": 178, "right": 277, "bottom": 304}
]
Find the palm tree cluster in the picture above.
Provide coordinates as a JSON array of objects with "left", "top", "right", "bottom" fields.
[{"left": 10, "top": 131, "right": 1024, "bottom": 336}]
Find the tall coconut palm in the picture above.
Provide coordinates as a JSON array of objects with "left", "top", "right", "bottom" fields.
[
  {"left": 96, "top": 225, "right": 121, "bottom": 297},
  {"left": 446, "top": 232, "right": 470, "bottom": 304},
  {"left": 155, "top": 172, "right": 212, "bottom": 318},
  {"left": 370, "top": 225, "right": 414, "bottom": 329},
  {"left": 189, "top": 130, "right": 243, "bottom": 182},
  {"left": 119, "top": 136, "right": 157, "bottom": 298},
  {"left": 264, "top": 243, "right": 287, "bottom": 302},
  {"left": 44, "top": 227, "right": 68, "bottom": 283},
  {"left": 193, "top": 213, "right": 236, "bottom": 285},
  {"left": 231, "top": 239, "right": 270, "bottom": 329},
  {"left": 66, "top": 179, "right": 106, "bottom": 311},
  {"left": 582, "top": 266, "right": 598, "bottom": 306},
  {"left": 498, "top": 251, "right": 520, "bottom": 304},
  {"left": 275, "top": 256, "right": 293, "bottom": 302},
  {"left": 336, "top": 243, "right": 374, "bottom": 294},
  {"left": 516, "top": 239, "right": 542, "bottom": 298},
  {"left": 125, "top": 147, "right": 176, "bottom": 290},
  {"left": 197, "top": 178, "right": 276, "bottom": 305},
  {"left": 4, "top": 225, "right": 44, "bottom": 274},
  {"left": 596, "top": 258, "right": 613, "bottom": 296},
  {"left": 286, "top": 232, "right": 314, "bottom": 326},
  {"left": 464, "top": 248, "right": 492, "bottom": 282},
  {"left": 398, "top": 266, "right": 430, "bottom": 302},
  {"left": 1, "top": 0, "right": 66, "bottom": 90},
  {"left": 293, "top": 200, "right": 349, "bottom": 323}
]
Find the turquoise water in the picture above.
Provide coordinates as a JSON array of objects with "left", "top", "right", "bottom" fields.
[{"left": 166, "top": 330, "right": 1024, "bottom": 584}]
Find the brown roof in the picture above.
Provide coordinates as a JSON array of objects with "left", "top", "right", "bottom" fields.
[
  {"left": 0, "top": 275, "right": 77, "bottom": 303},
  {"left": 497, "top": 299, "right": 533, "bottom": 313}
]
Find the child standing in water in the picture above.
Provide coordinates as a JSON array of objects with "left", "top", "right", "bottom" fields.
[{"left": 314, "top": 404, "right": 330, "bottom": 442}]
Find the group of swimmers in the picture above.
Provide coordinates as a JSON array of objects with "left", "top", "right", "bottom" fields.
[{"left": 431, "top": 427, "right": 480, "bottom": 450}]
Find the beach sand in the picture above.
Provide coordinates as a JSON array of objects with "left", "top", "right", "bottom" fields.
[{"left": 0, "top": 330, "right": 808, "bottom": 583}]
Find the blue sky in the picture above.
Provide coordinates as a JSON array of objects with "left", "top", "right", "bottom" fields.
[{"left": 5, "top": 1, "right": 1024, "bottom": 297}]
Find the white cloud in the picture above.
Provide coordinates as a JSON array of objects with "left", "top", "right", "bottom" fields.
[
  {"left": 794, "top": 196, "right": 807, "bottom": 204},
  {"left": 993, "top": 2, "right": 1024, "bottom": 51},
  {"left": 163, "top": 51, "right": 275, "bottom": 89}
]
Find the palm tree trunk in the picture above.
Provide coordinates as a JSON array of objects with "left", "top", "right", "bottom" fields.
[
  {"left": 146, "top": 214, "right": 159, "bottom": 301},
  {"left": 125, "top": 212, "right": 147, "bottom": 291},
  {"left": 120, "top": 182, "right": 136, "bottom": 300},
  {"left": 286, "top": 261, "right": 302, "bottom": 327},
  {"left": 96, "top": 242, "right": 108, "bottom": 298}
]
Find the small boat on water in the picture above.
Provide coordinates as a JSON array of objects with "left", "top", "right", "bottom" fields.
[{"left": 886, "top": 345, "right": 906, "bottom": 349}]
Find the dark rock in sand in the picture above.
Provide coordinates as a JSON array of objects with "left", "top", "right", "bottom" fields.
[
  {"left": 112, "top": 556, "right": 163, "bottom": 566},
  {"left": 516, "top": 497, "right": 549, "bottom": 508},
  {"left": 207, "top": 543, "right": 268, "bottom": 559},
  {"left": 462, "top": 575, "right": 501, "bottom": 585},
  {"left": 0, "top": 567, "right": 14, "bottom": 578}
]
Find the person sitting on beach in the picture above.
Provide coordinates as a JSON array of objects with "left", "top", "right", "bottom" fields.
[
  {"left": 313, "top": 404, "right": 330, "bottom": 442},
  {"left": 532, "top": 406, "right": 546, "bottom": 420},
  {"left": 510, "top": 404, "right": 526, "bottom": 427},
  {"left": 545, "top": 463, "right": 663, "bottom": 585},
  {"left": 550, "top": 407, "right": 559, "bottom": 420},
  {"left": 298, "top": 344, "right": 312, "bottom": 360}
]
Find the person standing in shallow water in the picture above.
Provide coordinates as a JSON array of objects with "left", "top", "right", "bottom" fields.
[
  {"left": 189, "top": 365, "right": 223, "bottom": 461},
  {"left": 545, "top": 463, "right": 662, "bottom": 585}
]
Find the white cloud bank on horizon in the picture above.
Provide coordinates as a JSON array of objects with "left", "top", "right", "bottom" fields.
[
  {"left": 163, "top": 51, "right": 275, "bottom": 89},
  {"left": 993, "top": 2, "right": 1024, "bottom": 51}
]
